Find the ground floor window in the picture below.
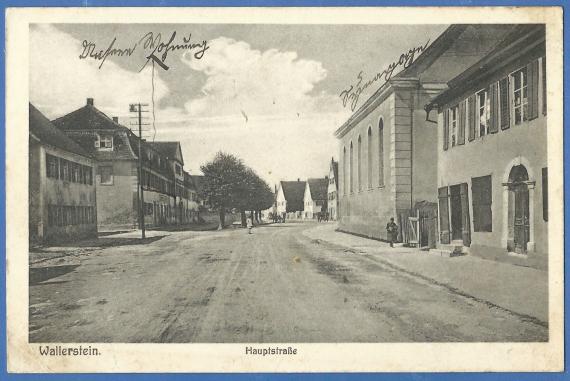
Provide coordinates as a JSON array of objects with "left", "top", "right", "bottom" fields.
[{"left": 48, "top": 205, "right": 95, "bottom": 226}]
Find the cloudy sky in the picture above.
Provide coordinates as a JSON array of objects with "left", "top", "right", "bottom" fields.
[{"left": 30, "top": 23, "right": 447, "bottom": 187}]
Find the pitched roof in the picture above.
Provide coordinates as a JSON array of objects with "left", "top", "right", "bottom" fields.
[
  {"left": 52, "top": 103, "right": 124, "bottom": 131},
  {"left": 330, "top": 160, "right": 339, "bottom": 188},
  {"left": 280, "top": 180, "right": 305, "bottom": 212},
  {"left": 29, "top": 103, "right": 91, "bottom": 158},
  {"left": 307, "top": 178, "right": 328, "bottom": 201},
  {"left": 149, "top": 141, "right": 184, "bottom": 165}
]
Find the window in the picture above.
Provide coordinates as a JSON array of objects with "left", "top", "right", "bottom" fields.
[
  {"left": 343, "top": 147, "right": 347, "bottom": 195},
  {"left": 511, "top": 67, "right": 528, "bottom": 125},
  {"left": 100, "top": 166, "right": 113, "bottom": 185},
  {"left": 378, "top": 119, "right": 384, "bottom": 186},
  {"left": 450, "top": 105, "right": 458, "bottom": 146},
  {"left": 46, "top": 154, "right": 59, "bottom": 179},
  {"left": 367, "top": 127, "right": 373, "bottom": 189},
  {"left": 100, "top": 135, "right": 113, "bottom": 149},
  {"left": 61, "top": 160, "right": 70, "bottom": 182},
  {"left": 71, "top": 163, "right": 80, "bottom": 183},
  {"left": 477, "top": 90, "right": 489, "bottom": 137},
  {"left": 471, "top": 175, "right": 493, "bottom": 232},
  {"left": 175, "top": 164, "right": 182, "bottom": 176},
  {"left": 542, "top": 167, "right": 548, "bottom": 222},
  {"left": 357, "top": 135, "right": 362, "bottom": 191}
]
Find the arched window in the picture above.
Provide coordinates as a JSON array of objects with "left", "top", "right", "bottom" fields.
[
  {"left": 378, "top": 118, "right": 384, "bottom": 186},
  {"left": 367, "top": 127, "right": 373, "bottom": 189},
  {"left": 349, "top": 142, "right": 354, "bottom": 193},
  {"left": 357, "top": 135, "right": 362, "bottom": 191},
  {"left": 343, "top": 147, "right": 347, "bottom": 196}
]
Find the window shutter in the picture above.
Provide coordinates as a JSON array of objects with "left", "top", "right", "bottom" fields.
[
  {"left": 94, "top": 140, "right": 100, "bottom": 148},
  {"left": 459, "top": 183, "right": 471, "bottom": 246},
  {"left": 527, "top": 59, "right": 539, "bottom": 120},
  {"left": 499, "top": 77, "right": 510, "bottom": 130},
  {"left": 458, "top": 100, "right": 466, "bottom": 145},
  {"left": 542, "top": 167, "right": 548, "bottom": 222},
  {"left": 542, "top": 56, "right": 547, "bottom": 115},
  {"left": 468, "top": 95, "right": 476, "bottom": 141},
  {"left": 438, "top": 187, "right": 450, "bottom": 244},
  {"left": 443, "top": 109, "right": 449, "bottom": 151},
  {"left": 488, "top": 82, "right": 499, "bottom": 133}
]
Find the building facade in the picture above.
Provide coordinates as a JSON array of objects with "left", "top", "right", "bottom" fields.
[
  {"left": 29, "top": 103, "right": 97, "bottom": 243},
  {"left": 53, "top": 98, "right": 189, "bottom": 229},
  {"left": 276, "top": 180, "right": 305, "bottom": 219},
  {"left": 303, "top": 178, "right": 328, "bottom": 219},
  {"left": 334, "top": 25, "right": 516, "bottom": 241},
  {"left": 327, "top": 159, "right": 339, "bottom": 220},
  {"left": 427, "top": 25, "right": 547, "bottom": 269}
]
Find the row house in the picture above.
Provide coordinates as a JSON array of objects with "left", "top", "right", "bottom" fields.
[
  {"left": 29, "top": 103, "right": 97, "bottom": 243},
  {"left": 52, "top": 98, "right": 197, "bottom": 229},
  {"left": 275, "top": 180, "right": 306, "bottom": 219},
  {"left": 426, "top": 24, "right": 548, "bottom": 269},
  {"left": 334, "top": 24, "right": 516, "bottom": 241},
  {"left": 303, "top": 178, "right": 328, "bottom": 219},
  {"left": 327, "top": 158, "right": 339, "bottom": 221}
]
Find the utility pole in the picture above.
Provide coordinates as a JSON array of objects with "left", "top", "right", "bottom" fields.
[{"left": 130, "top": 103, "right": 150, "bottom": 239}]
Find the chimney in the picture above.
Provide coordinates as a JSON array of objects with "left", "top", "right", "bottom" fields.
[
  {"left": 112, "top": 117, "right": 119, "bottom": 123},
  {"left": 87, "top": 98, "right": 94, "bottom": 106}
]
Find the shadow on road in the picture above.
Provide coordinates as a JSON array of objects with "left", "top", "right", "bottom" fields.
[
  {"left": 33, "top": 235, "right": 166, "bottom": 250},
  {"left": 30, "top": 264, "right": 80, "bottom": 285}
]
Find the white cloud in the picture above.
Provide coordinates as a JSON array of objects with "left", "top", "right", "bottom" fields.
[{"left": 29, "top": 24, "right": 169, "bottom": 120}]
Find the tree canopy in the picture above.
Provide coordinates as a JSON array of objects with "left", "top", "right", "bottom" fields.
[{"left": 199, "top": 152, "right": 275, "bottom": 228}]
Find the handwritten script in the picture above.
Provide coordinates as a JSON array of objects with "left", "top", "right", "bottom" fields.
[
  {"left": 339, "top": 39, "right": 430, "bottom": 112},
  {"left": 79, "top": 31, "right": 209, "bottom": 71}
]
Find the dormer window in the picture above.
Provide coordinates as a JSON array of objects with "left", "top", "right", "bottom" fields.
[{"left": 95, "top": 133, "right": 113, "bottom": 150}]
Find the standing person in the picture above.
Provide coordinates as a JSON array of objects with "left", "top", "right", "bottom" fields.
[
  {"left": 247, "top": 216, "right": 253, "bottom": 234},
  {"left": 386, "top": 217, "right": 398, "bottom": 248}
]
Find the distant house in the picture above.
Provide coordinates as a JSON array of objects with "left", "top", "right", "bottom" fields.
[
  {"left": 52, "top": 98, "right": 185, "bottom": 229},
  {"left": 426, "top": 25, "right": 548, "bottom": 268},
  {"left": 304, "top": 178, "right": 328, "bottom": 219},
  {"left": 276, "top": 180, "right": 306, "bottom": 219},
  {"left": 334, "top": 24, "right": 517, "bottom": 241},
  {"left": 327, "top": 158, "right": 339, "bottom": 220},
  {"left": 29, "top": 103, "right": 97, "bottom": 243}
]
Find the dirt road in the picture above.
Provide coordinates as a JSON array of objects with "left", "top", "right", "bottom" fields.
[{"left": 29, "top": 223, "right": 547, "bottom": 342}]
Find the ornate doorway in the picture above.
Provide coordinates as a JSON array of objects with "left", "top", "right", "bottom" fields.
[{"left": 509, "top": 165, "right": 530, "bottom": 253}]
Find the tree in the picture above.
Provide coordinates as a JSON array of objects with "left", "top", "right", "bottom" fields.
[{"left": 200, "top": 152, "right": 246, "bottom": 230}]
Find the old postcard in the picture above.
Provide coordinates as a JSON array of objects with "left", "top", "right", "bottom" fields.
[{"left": 5, "top": 6, "right": 564, "bottom": 372}]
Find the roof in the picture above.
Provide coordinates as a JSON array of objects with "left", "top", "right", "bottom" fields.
[
  {"left": 427, "top": 24, "right": 546, "bottom": 110},
  {"left": 330, "top": 159, "right": 339, "bottom": 188},
  {"left": 280, "top": 180, "right": 306, "bottom": 212},
  {"left": 307, "top": 178, "right": 328, "bottom": 201},
  {"left": 29, "top": 103, "right": 91, "bottom": 158},
  {"left": 149, "top": 142, "right": 184, "bottom": 165},
  {"left": 52, "top": 103, "right": 124, "bottom": 131}
]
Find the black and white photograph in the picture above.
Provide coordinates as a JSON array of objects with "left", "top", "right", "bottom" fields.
[{"left": 6, "top": 6, "right": 564, "bottom": 373}]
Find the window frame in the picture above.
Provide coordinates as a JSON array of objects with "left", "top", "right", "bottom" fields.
[
  {"left": 510, "top": 67, "right": 528, "bottom": 125},
  {"left": 476, "top": 89, "right": 489, "bottom": 137},
  {"left": 450, "top": 105, "right": 458, "bottom": 146},
  {"left": 99, "top": 165, "right": 114, "bottom": 185}
]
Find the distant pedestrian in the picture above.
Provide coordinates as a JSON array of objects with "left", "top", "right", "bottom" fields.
[
  {"left": 247, "top": 217, "right": 253, "bottom": 234},
  {"left": 386, "top": 217, "right": 398, "bottom": 248}
]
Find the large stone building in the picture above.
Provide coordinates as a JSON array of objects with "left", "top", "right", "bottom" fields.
[
  {"left": 426, "top": 25, "right": 548, "bottom": 269},
  {"left": 334, "top": 25, "right": 516, "bottom": 241},
  {"left": 29, "top": 103, "right": 97, "bottom": 243},
  {"left": 52, "top": 98, "right": 198, "bottom": 229}
]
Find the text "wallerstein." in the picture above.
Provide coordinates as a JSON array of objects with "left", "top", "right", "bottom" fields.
[{"left": 245, "top": 346, "right": 298, "bottom": 356}]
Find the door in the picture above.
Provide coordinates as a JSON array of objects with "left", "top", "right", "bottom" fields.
[
  {"left": 513, "top": 184, "right": 530, "bottom": 253},
  {"left": 450, "top": 185, "right": 463, "bottom": 241}
]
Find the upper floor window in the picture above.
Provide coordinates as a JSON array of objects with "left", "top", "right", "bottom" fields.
[
  {"left": 175, "top": 164, "right": 182, "bottom": 176},
  {"left": 477, "top": 89, "right": 489, "bottom": 137},
  {"left": 100, "top": 166, "right": 113, "bottom": 185},
  {"left": 511, "top": 67, "right": 528, "bottom": 125},
  {"left": 450, "top": 106, "right": 458, "bottom": 147},
  {"left": 95, "top": 134, "right": 113, "bottom": 149}
]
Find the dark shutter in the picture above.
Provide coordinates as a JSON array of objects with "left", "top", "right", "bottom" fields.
[
  {"left": 488, "top": 82, "right": 499, "bottom": 133},
  {"left": 527, "top": 59, "right": 539, "bottom": 120},
  {"left": 459, "top": 183, "right": 471, "bottom": 246},
  {"left": 438, "top": 187, "right": 450, "bottom": 244},
  {"left": 468, "top": 95, "right": 476, "bottom": 141},
  {"left": 443, "top": 109, "right": 449, "bottom": 151},
  {"left": 542, "top": 167, "right": 548, "bottom": 222},
  {"left": 472, "top": 175, "right": 493, "bottom": 232},
  {"left": 458, "top": 100, "right": 466, "bottom": 145},
  {"left": 499, "top": 77, "right": 510, "bottom": 130},
  {"left": 542, "top": 56, "right": 547, "bottom": 115}
]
